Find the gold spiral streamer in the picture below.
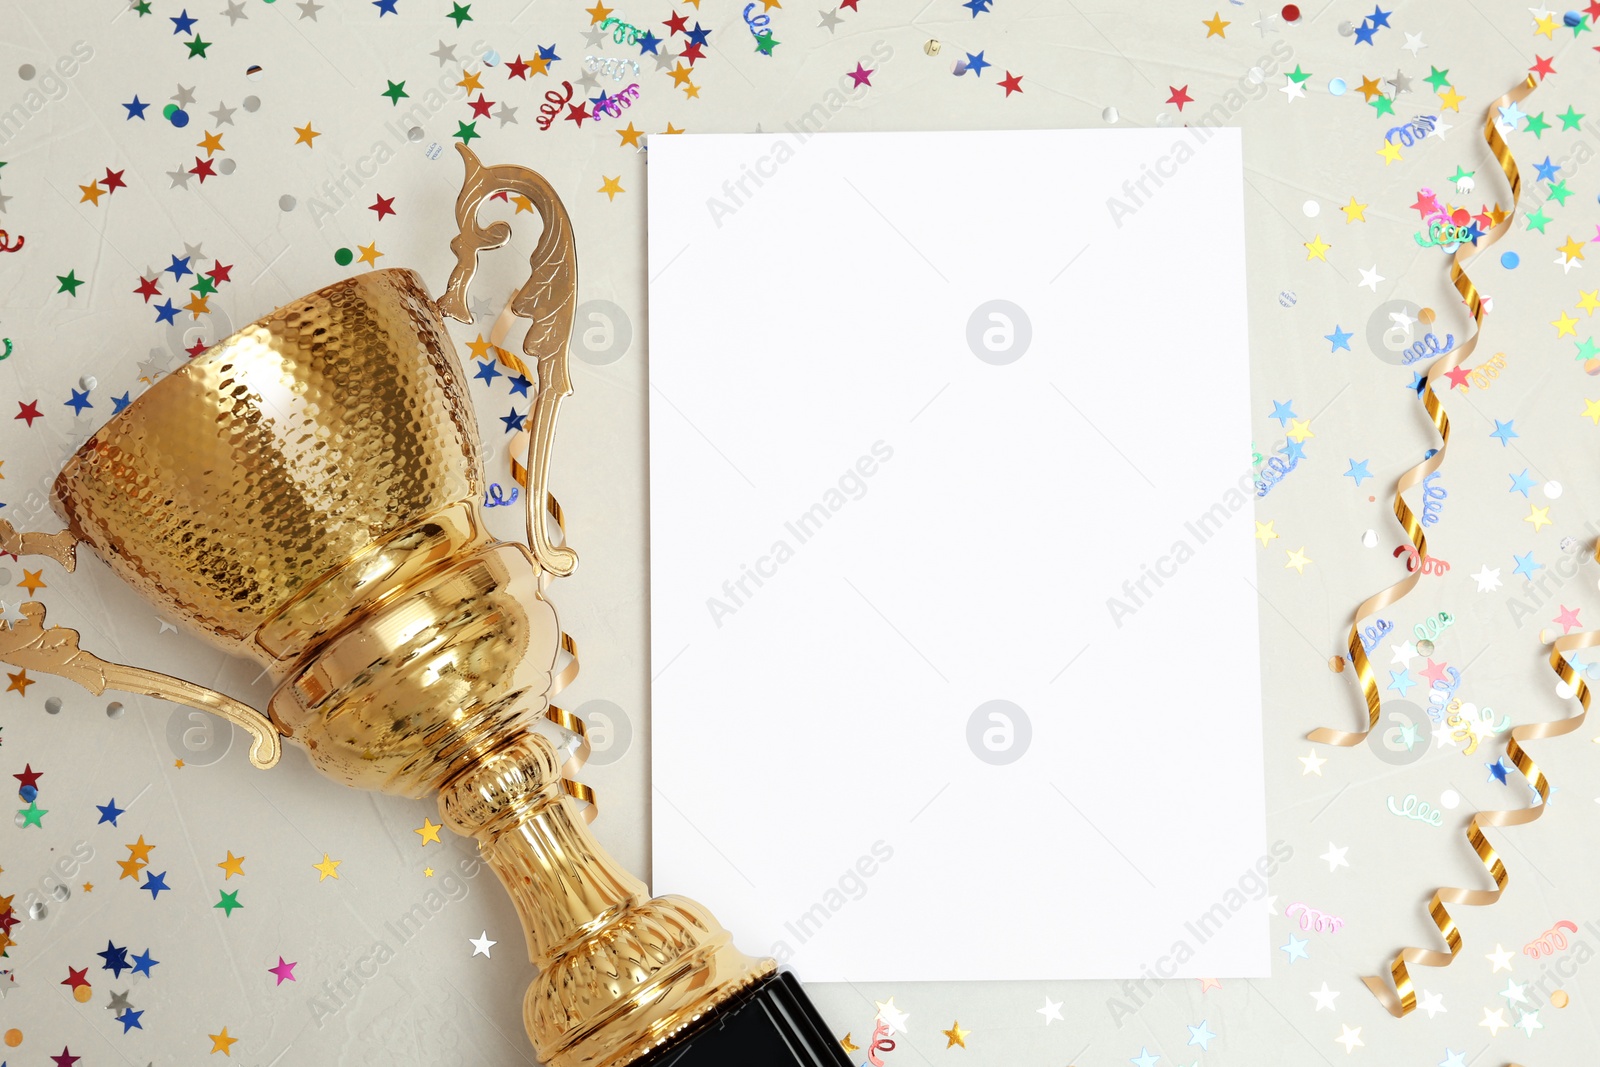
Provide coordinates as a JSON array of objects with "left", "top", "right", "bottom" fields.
[
  {"left": 1335, "top": 76, "right": 1553, "bottom": 1018},
  {"left": 1362, "top": 570, "right": 1598, "bottom": 1017},
  {"left": 1310, "top": 73, "right": 1539, "bottom": 749}
]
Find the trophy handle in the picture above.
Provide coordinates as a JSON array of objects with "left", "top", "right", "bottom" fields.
[
  {"left": 437, "top": 142, "right": 580, "bottom": 579},
  {"left": 0, "top": 521, "right": 283, "bottom": 769}
]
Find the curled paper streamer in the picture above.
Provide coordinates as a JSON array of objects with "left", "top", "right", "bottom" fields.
[
  {"left": 1307, "top": 75, "right": 1543, "bottom": 1019},
  {"left": 1360, "top": 582, "right": 1598, "bottom": 1018},
  {"left": 1311, "top": 74, "right": 1538, "bottom": 751}
]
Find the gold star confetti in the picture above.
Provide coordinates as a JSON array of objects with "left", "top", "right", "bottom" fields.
[
  {"left": 840, "top": 1034, "right": 859, "bottom": 1054},
  {"left": 415, "top": 818, "right": 442, "bottom": 846},
  {"left": 1285, "top": 547, "right": 1312, "bottom": 574},
  {"left": 941, "top": 1021, "right": 970, "bottom": 1048},
  {"left": 293, "top": 122, "right": 320, "bottom": 147},
  {"left": 1202, "top": 11, "right": 1230, "bottom": 37},
  {"left": 599, "top": 175, "right": 624, "bottom": 201},
  {"left": 1340, "top": 197, "right": 1367, "bottom": 223},
  {"left": 1304, "top": 235, "right": 1330, "bottom": 261},
  {"left": 1254, "top": 520, "right": 1278, "bottom": 546},
  {"left": 357, "top": 242, "right": 383, "bottom": 267},
  {"left": 209, "top": 1026, "right": 238, "bottom": 1056},
  {"left": 217, "top": 851, "right": 246, "bottom": 879},
  {"left": 313, "top": 853, "right": 341, "bottom": 881},
  {"left": 1560, "top": 235, "right": 1586, "bottom": 262}
]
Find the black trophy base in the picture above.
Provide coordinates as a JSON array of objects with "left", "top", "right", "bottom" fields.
[{"left": 631, "top": 971, "right": 855, "bottom": 1067}]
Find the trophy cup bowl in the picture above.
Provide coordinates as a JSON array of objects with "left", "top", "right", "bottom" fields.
[{"left": 2, "top": 146, "right": 854, "bottom": 1067}]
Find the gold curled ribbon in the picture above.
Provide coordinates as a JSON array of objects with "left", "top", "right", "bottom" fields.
[
  {"left": 1330, "top": 76, "right": 1548, "bottom": 1019},
  {"left": 1362, "top": 586, "right": 1597, "bottom": 1018},
  {"left": 1311, "top": 73, "right": 1539, "bottom": 749}
]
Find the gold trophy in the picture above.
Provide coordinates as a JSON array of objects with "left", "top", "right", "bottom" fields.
[{"left": 0, "top": 147, "right": 851, "bottom": 1067}]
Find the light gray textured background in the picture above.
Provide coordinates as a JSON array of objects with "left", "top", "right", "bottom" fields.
[{"left": 2, "top": 1, "right": 1598, "bottom": 1065}]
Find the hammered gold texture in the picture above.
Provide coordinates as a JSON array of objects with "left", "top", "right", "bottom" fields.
[{"left": 51, "top": 268, "right": 482, "bottom": 660}]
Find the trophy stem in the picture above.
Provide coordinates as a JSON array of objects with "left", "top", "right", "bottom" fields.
[{"left": 438, "top": 730, "right": 776, "bottom": 1067}]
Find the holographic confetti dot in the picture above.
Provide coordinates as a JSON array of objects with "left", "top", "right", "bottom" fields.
[
  {"left": 1101, "top": 106, "right": 1119, "bottom": 123},
  {"left": 482, "top": 49, "right": 500, "bottom": 66},
  {"left": 1501, "top": 251, "right": 1519, "bottom": 268},
  {"left": 407, "top": 126, "right": 424, "bottom": 141},
  {"left": 1417, "top": 639, "right": 1435, "bottom": 655},
  {"left": 924, "top": 40, "right": 941, "bottom": 55},
  {"left": 218, "top": 158, "right": 236, "bottom": 175},
  {"left": 1552, "top": 990, "right": 1570, "bottom": 1007},
  {"left": 1564, "top": 10, "right": 1583, "bottom": 27},
  {"left": 334, "top": 247, "right": 354, "bottom": 266},
  {"left": 17, "top": 64, "right": 35, "bottom": 80},
  {"left": 1337, "top": 19, "right": 1354, "bottom": 35},
  {"left": 106, "top": 701, "right": 124, "bottom": 719},
  {"left": 1329, "top": 77, "right": 1346, "bottom": 96},
  {"left": 44, "top": 696, "right": 62, "bottom": 714},
  {"left": 247, "top": 64, "right": 264, "bottom": 80},
  {"left": 78, "top": 374, "right": 96, "bottom": 391},
  {"left": 1329, "top": 655, "right": 1345, "bottom": 672},
  {"left": 242, "top": 95, "right": 260, "bottom": 111},
  {"left": 279, "top": 194, "right": 297, "bottom": 211}
]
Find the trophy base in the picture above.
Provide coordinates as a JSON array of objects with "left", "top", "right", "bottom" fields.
[{"left": 629, "top": 972, "right": 853, "bottom": 1067}]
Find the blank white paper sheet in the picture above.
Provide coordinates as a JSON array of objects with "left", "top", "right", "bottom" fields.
[{"left": 646, "top": 128, "right": 1268, "bottom": 982}]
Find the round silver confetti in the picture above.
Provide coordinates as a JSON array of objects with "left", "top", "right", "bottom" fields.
[
  {"left": 1337, "top": 19, "right": 1354, "bottom": 35},
  {"left": 28, "top": 901, "right": 46, "bottom": 920},
  {"left": 107, "top": 701, "right": 125, "bottom": 719},
  {"left": 407, "top": 126, "right": 424, "bottom": 142},
  {"left": 1417, "top": 639, "right": 1435, "bottom": 656},
  {"left": 14, "top": 812, "right": 28, "bottom": 828},
  {"left": 0, "top": 567, "right": 11, "bottom": 585},
  {"left": 51, "top": 883, "right": 70, "bottom": 902},
  {"left": 1156, "top": 112, "right": 1173, "bottom": 127},
  {"left": 1248, "top": 66, "right": 1265, "bottom": 84},
  {"left": 279, "top": 194, "right": 297, "bottom": 211},
  {"left": 242, "top": 95, "right": 260, "bottom": 112},
  {"left": 79, "top": 374, "right": 97, "bottom": 391},
  {"left": 1102, "top": 106, "right": 1119, "bottom": 123},
  {"left": 483, "top": 49, "right": 501, "bottom": 66},
  {"left": 18, "top": 64, "right": 35, "bottom": 81},
  {"left": 45, "top": 696, "right": 62, "bottom": 715},
  {"left": 218, "top": 158, "right": 237, "bottom": 175}
]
